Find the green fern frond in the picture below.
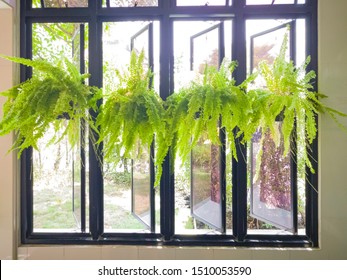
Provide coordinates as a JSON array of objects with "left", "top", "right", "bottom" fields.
[
  {"left": 252, "top": 31, "right": 347, "bottom": 175},
  {"left": 0, "top": 55, "right": 99, "bottom": 157},
  {"left": 167, "top": 60, "right": 252, "bottom": 168},
  {"left": 97, "top": 50, "right": 166, "bottom": 186}
]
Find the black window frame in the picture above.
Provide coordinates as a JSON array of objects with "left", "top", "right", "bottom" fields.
[{"left": 20, "top": 0, "right": 318, "bottom": 247}]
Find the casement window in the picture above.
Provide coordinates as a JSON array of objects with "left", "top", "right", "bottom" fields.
[{"left": 20, "top": 0, "right": 318, "bottom": 246}]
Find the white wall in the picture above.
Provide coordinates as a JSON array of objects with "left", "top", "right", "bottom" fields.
[{"left": 1, "top": 0, "right": 347, "bottom": 260}]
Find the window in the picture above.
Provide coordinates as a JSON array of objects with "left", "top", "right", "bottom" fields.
[{"left": 21, "top": 0, "right": 318, "bottom": 247}]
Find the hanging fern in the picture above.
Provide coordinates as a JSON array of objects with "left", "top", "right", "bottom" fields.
[
  {"left": 2, "top": 34, "right": 346, "bottom": 185},
  {"left": 96, "top": 50, "right": 166, "bottom": 186},
  {"left": 0, "top": 55, "right": 101, "bottom": 156},
  {"left": 249, "top": 33, "right": 347, "bottom": 173},
  {"left": 166, "top": 61, "right": 253, "bottom": 168}
]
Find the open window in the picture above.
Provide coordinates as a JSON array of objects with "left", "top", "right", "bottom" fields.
[
  {"left": 171, "top": 20, "right": 232, "bottom": 234},
  {"left": 248, "top": 21, "right": 298, "bottom": 233},
  {"left": 102, "top": 21, "right": 159, "bottom": 233},
  {"left": 130, "top": 23, "right": 155, "bottom": 232},
  {"left": 190, "top": 23, "right": 225, "bottom": 233}
]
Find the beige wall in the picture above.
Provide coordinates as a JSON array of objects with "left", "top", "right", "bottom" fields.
[
  {"left": 316, "top": 0, "right": 347, "bottom": 259},
  {"left": 0, "top": 3, "right": 15, "bottom": 260},
  {"left": 1, "top": 0, "right": 347, "bottom": 260}
]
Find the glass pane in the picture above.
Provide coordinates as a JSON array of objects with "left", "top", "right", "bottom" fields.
[
  {"left": 190, "top": 23, "right": 222, "bottom": 231},
  {"left": 192, "top": 140, "right": 222, "bottom": 230},
  {"left": 246, "top": 0, "right": 295, "bottom": 4},
  {"left": 72, "top": 128, "right": 82, "bottom": 227},
  {"left": 131, "top": 28, "right": 149, "bottom": 55},
  {"left": 130, "top": 23, "right": 152, "bottom": 67},
  {"left": 132, "top": 147, "right": 151, "bottom": 228},
  {"left": 32, "top": 22, "right": 87, "bottom": 232},
  {"left": 102, "top": 21, "right": 160, "bottom": 232},
  {"left": 129, "top": 23, "right": 154, "bottom": 229},
  {"left": 33, "top": 23, "right": 87, "bottom": 61},
  {"left": 33, "top": 125, "right": 78, "bottom": 231},
  {"left": 105, "top": 0, "right": 158, "bottom": 7},
  {"left": 225, "top": 134, "right": 233, "bottom": 232},
  {"left": 72, "top": 124, "right": 88, "bottom": 230},
  {"left": 174, "top": 21, "right": 232, "bottom": 90},
  {"left": 250, "top": 22, "right": 289, "bottom": 73},
  {"left": 177, "top": 0, "right": 231, "bottom": 6},
  {"left": 191, "top": 24, "right": 220, "bottom": 71},
  {"left": 173, "top": 20, "right": 232, "bottom": 234},
  {"left": 71, "top": 26, "right": 84, "bottom": 228},
  {"left": 250, "top": 122, "right": 293, "bottom": 231},
  {"left": 33, "top": 0, "right": 88, "bottom": 8}
]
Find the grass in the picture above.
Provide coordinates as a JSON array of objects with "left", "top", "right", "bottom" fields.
[
  {"left": 104, "top": 203, "right": 144, "bottom": 230},
  {"left": 34, "top": 188, "right": 77, "bottom": 229}
]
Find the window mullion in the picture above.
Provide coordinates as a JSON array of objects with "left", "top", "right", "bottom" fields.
[
  {"left": 232, "top": 9, "right": 248, "bottom": 241},
  {"left": 20, "top": 15, "right": 33, "bottom": 242},
  {"left": 88, "top": 6, "right": 104, "bottom": 240},
  {"left": 289, "top": 21, "right": 299, "bottom": 234},
  {"left": 160, "top": 14, "right": 175, "bottom": 240},
  {"left": 79, "top": 24, "right": 87, "bottom": 233},
  {"left": 305, "top": 0, "right": 319, "bottom": 246},
  {"left": 219, "top": 21, "right": 227, "bottom": 234},
  {"left": 148, "top": 23, "right": 156, "bottom": 233}
]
